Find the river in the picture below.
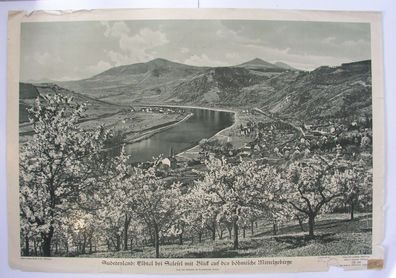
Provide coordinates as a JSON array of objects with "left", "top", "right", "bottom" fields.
[{"left": 125, "top": 108, "right": 235, "bottom": 162}]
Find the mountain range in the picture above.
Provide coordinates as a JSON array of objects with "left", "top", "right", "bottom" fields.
[
  {"left": 22, "top": 57, "right": 372, "bottom": 123},
  {"left": 56, "top": 58, "right": 294, "bottom": 101}
]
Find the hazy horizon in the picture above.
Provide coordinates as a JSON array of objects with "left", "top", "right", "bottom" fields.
[{"left": 20, "top": 20, "right": 371, "bottom": 82}]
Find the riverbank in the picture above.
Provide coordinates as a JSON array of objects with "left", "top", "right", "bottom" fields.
[
  {"left": 176, "top": 111, "right": 239, "bottom": 160},
  {"left": 174, "top": 106, "right": 280, "bottom": 161},
  {"left": 174, "top": 106, "right": 261, "bottom": 161},
  {"left": 125, "top": 113, "right": 193, "bottom": 144},
  {"left": 128, "top": 104, "right": 238, "bottom": 161},
  {"left": 122, "top": 104, "right": 276, "bottom": 162},
  {"left": 140, "top": 103, "right": 236, "bottom": 114}
]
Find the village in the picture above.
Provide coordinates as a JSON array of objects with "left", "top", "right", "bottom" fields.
[{"left": 151, "top": 106, "right": 373, "bottom": 178}]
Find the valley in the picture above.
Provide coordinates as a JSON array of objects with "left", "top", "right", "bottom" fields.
[
  {"left": 20, "top": 58, "right": 372, "bottom": 163},
  {"left": 19, "top": 57, "right": 374, "bottom": 259}
]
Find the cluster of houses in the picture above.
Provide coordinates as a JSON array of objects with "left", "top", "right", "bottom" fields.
[
  {"left": 239, "top": 122, "right": 257, "bottom": 136},
  {"left": 302, "top": 115, "right": 372, "bottom": 135},
  {"left": 235, "top": 114, "right": 373, "bottom": 160},
  {"left": 140, "top": 109, "right": 373, "bottom": 174}
]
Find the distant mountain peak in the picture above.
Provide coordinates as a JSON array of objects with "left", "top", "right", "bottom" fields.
[
  {"left": 237, "top": 58, "right": 279, "bottom": 69},
  {"left": 150, "top": 57, "right": 168, "bottom": 62},
  {"left": 147, "top": 58, "right": 173, "bottom": 64},
  {"left": 245, "top": 58, "right": 268, "bottom": 64},
  {"left": 274, "top": 61, "right": 298, "bottom": 71},
  {"left": 142, "top": 58, "right": 206, "bottom": 69}
]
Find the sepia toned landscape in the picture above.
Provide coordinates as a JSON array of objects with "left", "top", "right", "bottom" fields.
[{"left": 18, "top": 20, "right": 373, "bottom": 259}]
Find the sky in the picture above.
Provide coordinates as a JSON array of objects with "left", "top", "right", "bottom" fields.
[{"left": 20, "top": 20, "right": 371, "bottom": 82}]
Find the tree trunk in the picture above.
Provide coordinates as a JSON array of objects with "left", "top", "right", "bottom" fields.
[
  {"left": 148, "top": 226, "right": 153, "bottom": 246},
  {"left": 198, "top": 232, "right": 202, "bottom": 243},
  {"left": 116, "top": 235, "right": 121, "bottom": 251},
  {"left": 243, "top": 227, "right": 246, "bottom": 238},
  {"left": 233, "top": 221, "right": 239, "bottom": 250},
  {"left": 227, "top": 226, "right": 232, "bottom": 240},
  {"left": 153, "top": 222, "right": 160, "bottom": 258},
  {"left": 296, "top": 215, "right": 305, "bottom": 232},
  {"left": 107, "top": 239, "right": 111, "bottom": 251},
  {"left": 24, "top": 235, "right": 30, "bottom": 256},
  {"left": 123, "top": 215, "right": 130, "bottom": 251},
  {"left": 42, "top": 237, "right": 51, "bottom": 256},
  {"left": 179, "top": 233, "right": 183, "bottom": 245},
  {"left": 350, "top": 202, "right": 354, "bottom": 221},
  {"left": 82, "top": 234, "right": 87, "bottom": 254},
  {"left": 212, "top": 221, "right": 216, "bottom": 240},
  {"left": 65, "top": 241, "right": 68, "bottom": 256},
  {"left": 273, "top": 223, "right": 277, "bottom": 235},
  {"left": 308, "top": 215, "right": 315, "bottom": 237},
  {"left": 41, "top": 226, "right": 54, "bottom": 257},
  {"left": 251, "top": 221, "right": 254, "bottom": 236},
  {"left": 89, "top": 237, "right": 92, "bottom": 253},
  {"left": 34, "top": 240, "right": 38, "bottom": 256},
  {"left": 216, "top": 226, "right": 224, "bottom": 239}
]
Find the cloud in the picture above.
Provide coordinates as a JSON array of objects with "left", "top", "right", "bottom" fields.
[
  {"left": 33, "top": 52, "right": 63, "bottom": 66},
  {"left": 184, "top": 54, "right": 226, "bottom": 67},
  {"left": 102, "top": 22, "right": 169, "bottom": 66},
  {"left": 105, "top": 50, "right": 131, "bottom": 66},
  {"left": 27, "top": 51, "right": 112, "bottom": 81},
  {"left": 54, "top": 75, "right": 79, "bottom": 82},
  {"left": 103, "top": 21, "right": 129, "bottom": 38},
  {"left": 216, "top": 26, "right": 239, "bottom": 39},
  {"left": 225, "top": 52, "right": 240, "bottom": 60},
  {"left": 101, "top": 21, "right": 111, "bottom": 36},
  {"left": 180, "top": 47, "right": 190, "bottom": 54},
  {"left": 323, "top": 37, "right": 337, "bottom": 44},
  {"left": 23, "top": 52, "right": 66, "bottom": 81},
  {"left": 341, "top": 39, "right": 370, "bottom": 48},
  {"left": 20, "top": 20, "right": 371, "bottom": 81},
  {"left": 65, "top": 60, "right": 113, "bottom": 80},
  {"left": 86, "top": 60, "right": 112, "bottom": 75}
]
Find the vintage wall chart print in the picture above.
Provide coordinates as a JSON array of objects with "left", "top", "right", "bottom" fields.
[{"left": 7, "top": 9, "right": 384, "bottom": 273}]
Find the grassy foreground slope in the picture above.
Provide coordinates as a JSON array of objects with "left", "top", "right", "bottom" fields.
[{"left": 80, "top": 213, "right": 371, "bottom": 258}]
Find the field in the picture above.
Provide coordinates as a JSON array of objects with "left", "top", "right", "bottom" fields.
[{"left": 80, "top": 213, "right": 371, "bottom": 258}]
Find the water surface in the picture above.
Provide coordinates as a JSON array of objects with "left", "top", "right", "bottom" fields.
[{"left": 125, "top": 108, "right": 234, "bottom": 162}]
